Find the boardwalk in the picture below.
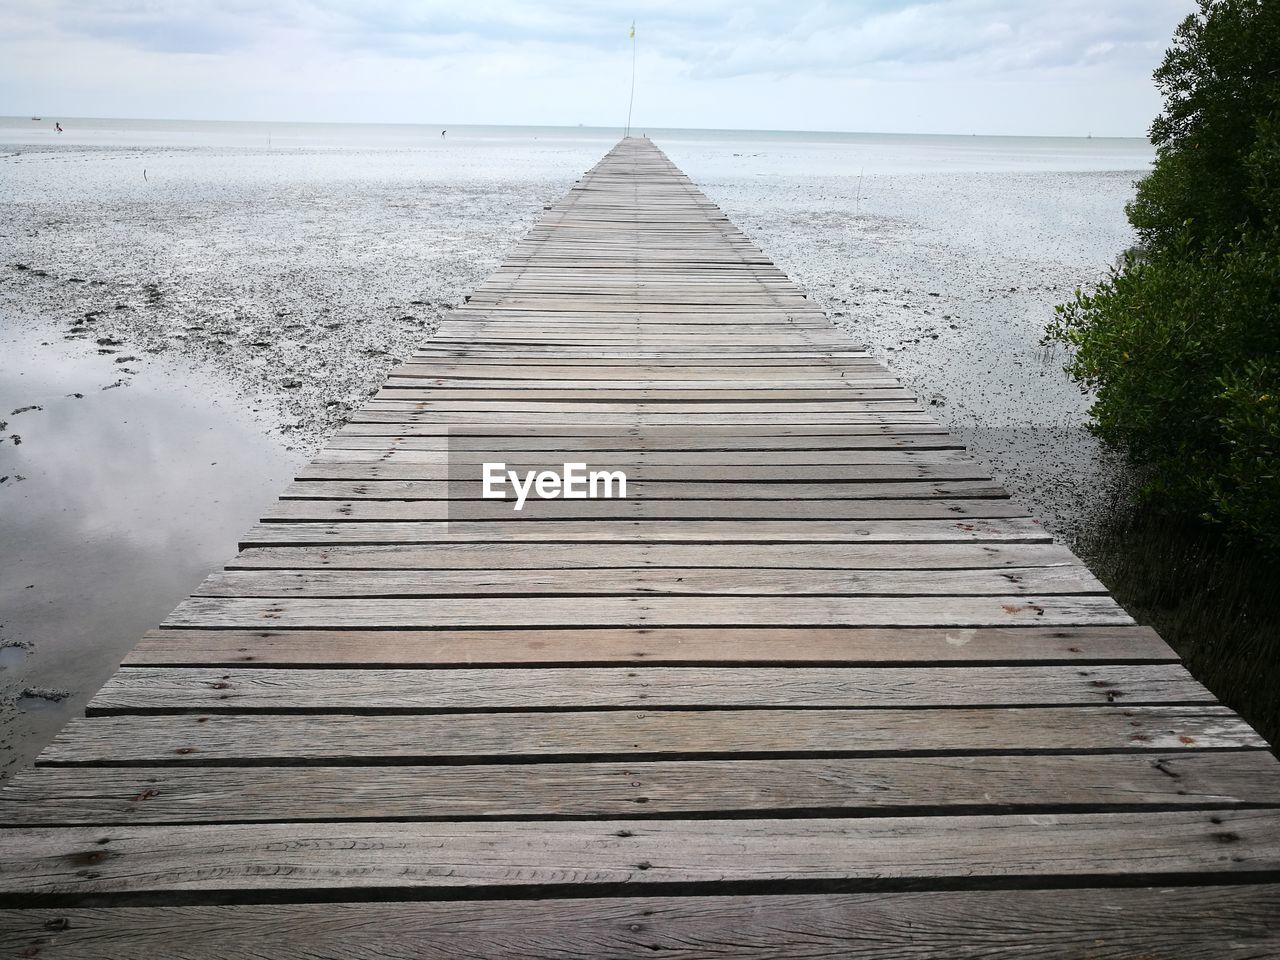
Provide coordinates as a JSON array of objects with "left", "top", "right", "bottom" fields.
[{"left": 2, "top": 138, "right": 1278, "bottom": 957}]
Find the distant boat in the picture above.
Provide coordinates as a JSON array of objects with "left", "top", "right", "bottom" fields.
[{"left": 31, "top": 116, "right": 41, "bottom": 120}]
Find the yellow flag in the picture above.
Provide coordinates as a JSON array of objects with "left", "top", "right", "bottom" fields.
[{"left": 629, "top": 21, "right": 635, "bottom": 38}]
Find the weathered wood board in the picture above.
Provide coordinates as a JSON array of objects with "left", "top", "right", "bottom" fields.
[{"left": 1, "top": 137, "right": 1275, "bottom": 958}]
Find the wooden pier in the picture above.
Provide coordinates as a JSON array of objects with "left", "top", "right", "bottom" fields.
[{"left": 2, "top": 138, "right": 1278, "bottom": 957}]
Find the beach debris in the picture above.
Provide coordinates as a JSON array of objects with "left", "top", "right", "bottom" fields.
[
  {"left": 10, "top": 405, "right": 42, "bottom": 416},
  {"left": 5, "top": 434, "right": 22, "bottom": 445},
  {"left": 67, "top": 393, "right": 84, "bottom": 399},
  {"left": 102, "top": 379, "right": 128, "bottom": 390},
  {"left": 281, "top": 378, "right": 303, "bottom": 389},
  {"left": 96, "top": 336, "right": 123, "bottom": 346},
  {"left": 20, "top": 686, "right": 71, "bottom": 703}
]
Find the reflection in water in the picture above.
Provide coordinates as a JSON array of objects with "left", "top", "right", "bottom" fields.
[{"left": 0, "top": 326, "right": 298, "bottom": 779}]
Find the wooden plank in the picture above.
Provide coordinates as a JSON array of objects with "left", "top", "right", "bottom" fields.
[
  {"left": 361, "top": 400, "right": 926, "bottom": 414},
  {"left": 7, "top": 751, "right": 1278, "bottom": 826},
  {"left": 377, "top": 377, "right": 909, "bottom": 390},
  {"left": 259, "top": 499, "right": 1028, "bottom": 523},
  {"left": 384, "top": 364, "right": 888, "bottom": 380},
  {"left": 341, "top": 413, "right": 941, "bottom": 426},
  {"left": 2, "top": 886, "right": 1277, "bottom": 959},
  {"left": 293, "top": 461, "right": 997, "bottom": 482},
  {"left": 193, "top": 565, "right": 1105, "bottom": 598},
  {"left": 224, "top": 541, "right": 1082, "bottom": 570},
  {"left": 345, "top": 414, "right": 938, "bottom": 427},
  {"left": 37, "top": 706, "right": 1264, "bottom": 765},
  {"left": 280, "top": 479, "right": 1008, "bottom": 501},
  {"left": 122, "top": 625, "right": 1177, "bottom": 667},
  {"left": 237, "top": 518, "right": 1054, "bottom": 547},
  {"left": 85, "top": 664, "right": 1207, "bottom": 713},
  {"left": 330, "top": 431, "right": 955, "bottom": 448},
  {"left": 311, "top": 447, "right": 965, "bottom": 465},
  {"left": 374, "top": 387, "right": 919, "bottom": 401},
  {"left": 3, "top": 810, "right": 1279, "bottom": 896},
  {"left": 164, "top": 594, "right": 1131, "bottom": 629}
]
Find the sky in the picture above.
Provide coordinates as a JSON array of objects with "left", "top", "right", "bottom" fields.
[{"left": 0, "top": 0, "right": 1198, "bottom": 136}]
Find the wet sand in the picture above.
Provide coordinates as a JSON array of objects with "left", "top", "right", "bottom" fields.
[{"left": 1, "top": 140, "right": 595, "bottom": 454}]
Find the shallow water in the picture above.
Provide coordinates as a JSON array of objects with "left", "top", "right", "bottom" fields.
[
  {"left": 0, "top": 325, "right": 297, "bottom": 778},
  {"left": 2, "top": 117, "right": 1271, "bottom": 768}
]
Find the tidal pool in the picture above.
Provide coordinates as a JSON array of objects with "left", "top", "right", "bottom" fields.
[{"left": 0, "top": 324, "right": 298, "bottom": 779}]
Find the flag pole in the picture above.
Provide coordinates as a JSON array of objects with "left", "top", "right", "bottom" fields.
[{"left": 625, "top": 21, "right": 636, "bottom": 138}]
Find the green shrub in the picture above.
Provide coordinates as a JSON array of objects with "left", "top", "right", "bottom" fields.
[{"left": 1047, "top": 0, "right": 1280, "bottom": 552}]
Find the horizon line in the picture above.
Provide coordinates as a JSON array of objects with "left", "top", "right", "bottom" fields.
[{"left": 0, "top": 113, "right": 1151, "bottom": 142}]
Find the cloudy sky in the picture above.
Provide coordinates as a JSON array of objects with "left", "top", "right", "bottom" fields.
[{"left": 0, "top": 0, "right": 1195, "bottom": 136}]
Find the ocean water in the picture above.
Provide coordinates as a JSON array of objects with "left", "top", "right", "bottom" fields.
[
  {"left": 2, "top": 117, "right": 1174, "bottom": 775},
  {"left": 1, "top": 115, "right": 1150, "bottom": 170}
]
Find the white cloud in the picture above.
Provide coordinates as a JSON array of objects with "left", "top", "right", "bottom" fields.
[{"left": 0, "top": 0, "right": 1197, "bottom": 134}]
